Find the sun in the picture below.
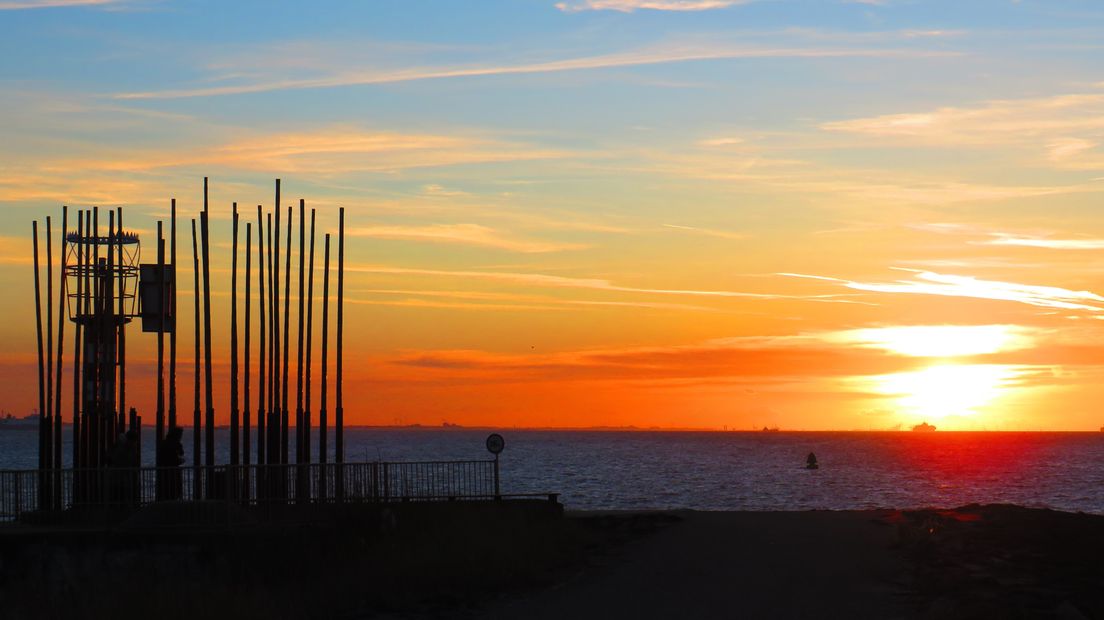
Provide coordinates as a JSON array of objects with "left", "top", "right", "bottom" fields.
[{"left": 870, "top": 364, "right": 1018, "bottom": 421}]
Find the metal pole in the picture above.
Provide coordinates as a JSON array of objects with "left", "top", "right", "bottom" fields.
[
  {"left": 33, "top": 220, "right": 46, "bottom": 477},
  {"left": 53, "top": 207, "right": 67, "bottom": 473},
  {"left": 272, "top": 180, "right": 281, "bottom": 465},
  {"left": 170, "top": 199, "right": 178, "bottom": 432},
  {"left": 267, "top": 211, "right": 275, "bottom": 465},
  {"left": 80, "top": 210, "right": 91, "bottom": 469},
  {"left": 117, "top": 207, "right": 126, "bottom": 447},
  {"left": 156, "top": 222, "right": 166, "bottom": 474},
  {"left": 304, "top": 209, "right": 315, "bottom": 466},
  {"left": 200, "top": 209, "right": 215, "bottom": 470},
  {"left": 336, "top": 208, "right": 345, "bottom": 468},
  {"left": 282, "top": 205, "right": 291, "bottom": 466},
  {"left": 191, "top": 219, "right": 201, "bottom": 497},
  {"left": 244, "top": 221, "right": 252, "bottom": 468},
  {"left": 258, "top": 208, "right": 267, "bottom": 467},
  {"left": 296, "top": 200, "right": 305, "bottom": 467},
  {"left": 72, "top": 211, "right": 83, "bottom": 471},
  {"left": 45, "top": 216, "right": 53, "bottom": 475},
  {"left": 320, "top": 234, "right": 330, "bottom": 493},
  {"left": 230, "top": 204, "right": 239, "bottom": 467}
]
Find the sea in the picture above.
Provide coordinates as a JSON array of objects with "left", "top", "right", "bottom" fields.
[{"left": 2, "top": 427, "right": 1103, "bottom": 513}]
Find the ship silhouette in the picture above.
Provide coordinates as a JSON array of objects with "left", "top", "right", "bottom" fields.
[{"left": 912, "top": 421, "right": 937, "bottom": 432}]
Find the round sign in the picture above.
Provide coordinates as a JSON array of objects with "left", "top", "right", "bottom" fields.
[{"left": 485, "top": 433, "right": 505, "bottom": 455}]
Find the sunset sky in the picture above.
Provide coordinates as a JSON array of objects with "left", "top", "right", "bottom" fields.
[{"left": 3, "top": 0, "right": 1104, "bottom": 430}]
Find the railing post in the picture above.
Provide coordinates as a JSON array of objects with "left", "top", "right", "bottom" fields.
[
  {"left": 14, "top": 473, "right": 22, "bottom": 519},
  {"left": 493, "top": 456, "right": 500, "bottom": 501}
]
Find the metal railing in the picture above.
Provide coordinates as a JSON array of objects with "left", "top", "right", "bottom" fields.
[{"left": 0, "top": 460, "right": 504, "bottom": 524}]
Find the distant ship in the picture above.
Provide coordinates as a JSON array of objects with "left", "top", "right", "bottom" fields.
[
  {"left": 761, "top": 426, "right": 780, "bottom": 433},
  {"left": 912, "top": 421, "right": 937, "bottom": 432}
]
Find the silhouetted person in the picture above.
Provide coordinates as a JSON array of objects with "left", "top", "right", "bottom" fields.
[
  {"left": 806, "top": 452, "right": 818, "bottom": 469},
  {"left": 157, "top": 426, "right": 185, "bottom": 500}
]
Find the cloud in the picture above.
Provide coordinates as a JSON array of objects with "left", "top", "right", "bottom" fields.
[
  {"left": 820, "top": 92, "right": 1104, "bottom": 161},
  {"left": 978, "top": 233, "right": 1104, "bottom": 250},
  {"left": 662, "top": 223, "right": 745, "bottom": 240},
  {"left": 354, "top": 288, "right": 711, "bottom": 312},
  {"left": 352, "top": 263, "right": 873, "bottom": 304},
  {"left": 0, "top": 0, "right": 124, "bottom": 8},
  {"left": 781, "top": 269, "right": 1104, "bottom": 313},
  {"left": 14, "top": 128, "right": 566, "bottom": 179},
  {"left": 389, "top": 336, "right": 912, "bottom": 385},
  {"left": 555, "top": 0, "right": 748, "bottom": 12},
  {"left": 348, "top": 223, "right": 585, "bottom": 253},
  {"left": 822, "top": 324, "right": 1039, "bottom": 357},
  {"left": 114, "top": 43, "right": 956, "bottom": 100}
]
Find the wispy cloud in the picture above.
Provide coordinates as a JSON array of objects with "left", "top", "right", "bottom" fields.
[
  {"left": 114, "top": 43, "right": 956, "bottom": 100},
  {"left": 349, "top": 223, "right": 585, "bottom": 253},
  {"left": 823, "top": 324, "right": 1039, "bottom": 357},
  {"left": 821, "top": 91, "right": 1104, "bottom": 163},
  {"left": 355, "top": 288, "right": 711, "bottom": 312},
  {"left": 979, "top": 233, "right": 1104, "bottom": 250},
  {"left": 353, "top": 263, "right": 873, "bottom": 304},
  {"left": 0, "top": 0, "right": 125, "bottom": 9},
  {"left": 781, "top": 269, "right": 1104, "bottom": 313},
  {"left": 555, "top": 0, "right": 749, "bottom": 13},
  {"left": 388, "top": 335, "right": 911, "bottom": 384},
  {"left": 21, "top": 128, "right": 566, "bottom": 177},
  {"left": 662, "top": 223, "right": 745, "bottom": 240}
]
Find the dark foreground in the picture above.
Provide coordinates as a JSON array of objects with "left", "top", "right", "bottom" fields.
[{"left": 1, "top": 503, "right": 1102, "bottom": 619}]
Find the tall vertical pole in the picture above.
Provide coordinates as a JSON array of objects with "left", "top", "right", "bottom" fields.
[
  {"left": 295, "top": 200, "right": 305, "bottom": 467},
  {"left": 191, "top": 219, "right": 201, "bottom": 497},
  {"left": 156, "top": 222, "right": 166, "bottom": 472},
  {"left": 170, "top": 200, "right": 178, "bottom": 433},
  {"left": 244, "top": 221, "right": 252, "bottom": 468},
  {"left": 45, "top": 217, "right": 53, "bottom": 474},
  {"left": 201, "top": 209, "right": 214, "bottom": 470},
  {"left": 282, "top": 205, "right": 291, "bottom": 466},
  {"left": 267, "top": 212, "right": 275, "bottom": 465},
  {"left": 72, "top": 212, "right": 83, "bottom": 470},
  {"left": 230, "top": 204, "right": 240, "bottom": 467},
  {"left": 33, "top": 221, "right": 46, "bottom": 477},
  {"left": 320, "top": 234, "right": 330, "bottom": 494},
  {"left": 258, "top": 209, "right": 268, "bottom": 467},
  {"left": 81, "top": 210, "right": 91, "bottom": 469},
  {"left": 116, "top": 208, "right": 126, "bottom": 444},
  {"left": 53, "top": 207, "right": 68, "bottom": 473},
  {"left": 304, "top": 209, "right": 315, "bottom": 466},
  {"left": 92, "top": 207, "right": 100, "bottom": 469},
  {"left": 105, "top": 211, "right": 116, "bottom": 451},
  {"left": 336, "top": 208, "right": 345, "bottom": 469},
  {"left": 272, "top": 181, "right": 281, "bottom": 465}
]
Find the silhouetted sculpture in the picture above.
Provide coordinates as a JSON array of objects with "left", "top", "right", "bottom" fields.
[{"left": 806, "top": 452, "right": 819, "bottom": 470}]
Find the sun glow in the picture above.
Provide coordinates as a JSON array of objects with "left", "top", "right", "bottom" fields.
[
  {"left": 869, "top": 364, "right": 1019, "bottom": 421},
  {"left": 839, "top": 324, "right": 1034, "bottom": 357}
]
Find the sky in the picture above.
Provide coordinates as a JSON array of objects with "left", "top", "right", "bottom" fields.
[{"left": 2, "top": 0, "right": 1104, "bottom": 430}]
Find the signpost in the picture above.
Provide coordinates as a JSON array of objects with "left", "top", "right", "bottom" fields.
[{"left": 486, "top": 433, "right": 505, "bottom": 499}]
